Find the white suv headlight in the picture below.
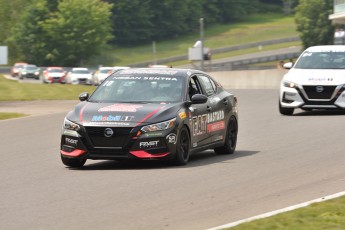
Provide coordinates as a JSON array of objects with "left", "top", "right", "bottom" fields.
[
  {"left": 141, "top": 118, "right": 176, "bottom": 132},
  {"left": 283, "top": 81, "right": 297, "bottom": 88}
]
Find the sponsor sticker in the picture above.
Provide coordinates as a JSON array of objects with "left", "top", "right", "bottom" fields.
[
  {"left": 207, "top": 121, "right": 225, "bottom": 133},
  {"left": 65, "top": 137, "right": 78, "bottom": 145},
  {"left": 99, "top": 104, "right": 142, "bottom": 112},
  {"left": 91, "top": 115, "right": 134, "bottom": 122},
  {"left": 207, "top": 110, "right": 224, "bottom": 123},
  {"left": 179, "top": 112, "right": 187, "bottom": 119},
  {"left": 166, "top": 133, "right": 177, "bottom": 144},
  {"left": 139, "top": 140, "right": 160, "bottom": 148},
  {"left": 191, "top": 114, "right": 207, "bottom": 136}
]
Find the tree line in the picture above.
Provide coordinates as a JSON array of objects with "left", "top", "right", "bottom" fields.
[{"left": 0, "top": 0, "right": 335, "bottom": 66}]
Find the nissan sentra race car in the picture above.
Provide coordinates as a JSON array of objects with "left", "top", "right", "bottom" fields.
[
  {"left": 60, "top": 68, "right": 238, "bottom": 167},
  {"left": 279, "top": 45, "right": 345, "bottom": 115}
]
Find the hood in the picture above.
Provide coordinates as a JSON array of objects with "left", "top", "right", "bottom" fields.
[
  {"left": 68, "top": 102, "right": 183, "bottom": 127},
  {"left": 284, "top": 68, "right": 345, "bottom": 86},
  {"left": 70, "top": 73, "right": 92, "bottom": 79},
  {"left": 48, "top": 72, "right": 64, "bottom": 77}
]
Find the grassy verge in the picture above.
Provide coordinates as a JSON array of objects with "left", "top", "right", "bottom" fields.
[
  {"left": 0, "top": 112, "right": 27, "bottom": 120},
  {"left": 0, "top": 76, "right": 96, "bottom": 101},
  {"left": 96, "top": 13, "right": 297, "bottom": 66},
  {"left": 168, "top": 41, "right": 301, "bottom": 67},
  {"left": 228, "top": 195, "right": 345, "bottom": 230}
]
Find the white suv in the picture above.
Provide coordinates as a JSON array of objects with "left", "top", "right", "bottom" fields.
[{"left": 279, "top": 45, "right": 345, "bottom": 115}]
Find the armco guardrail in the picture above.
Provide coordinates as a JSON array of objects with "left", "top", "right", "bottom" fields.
[{"left": 209, "top": 50, "right": 300, "bottom": 71}]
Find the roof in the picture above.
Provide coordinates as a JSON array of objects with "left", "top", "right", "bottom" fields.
[
  {"left": 305, "top": 45, "right": 345, "bottom": 52},
  {"left": 115, "top": 68, "right": 205, "bottom": 78}
]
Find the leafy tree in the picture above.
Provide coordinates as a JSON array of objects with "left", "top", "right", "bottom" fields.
[
  {"left": 0, "top": 0, "right": 34, "bottom": 63},
  {"left": 13, "top": 0, "right": 113, "bottom": 66},
  {"left": 213, "top": 0, "right": 259, "bottom": 23},
  {"left": 150, "top": 0, "right": 202, "bottom": 40},
  {"left": 43, "top": 0, "right": 113, "bottom": 66},
  {"left": 13, "top": 0, "right": 52, "bottom": 65},
  {"left": 295, "top": 0, "right": 334, "bottom": 49},
  {"left": 107, "top": 0, "right": 154, "bottom": 45}
]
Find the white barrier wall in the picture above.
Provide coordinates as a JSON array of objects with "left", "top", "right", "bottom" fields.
[{"left": 209, "top": 69, "right": 288, "bottom": 89}]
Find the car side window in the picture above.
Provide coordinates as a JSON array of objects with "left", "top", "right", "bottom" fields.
[
  {"left": 197, "top": 75, "right": 216, "bottom": 97},
  {"left": 188, "top": 76, "right": 202, "bottom": 99}
]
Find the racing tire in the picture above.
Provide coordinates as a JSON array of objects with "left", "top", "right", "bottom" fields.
[
  {"left": 172, "top": 126, "right": 190, "bottom": 166},
  {"left": 214, "top": 116, "right": 238, "bottom": 155},
  {"left": 279, "top": 101, "right": 294, "bottom": 115},
  {"left": 61, "top": 155, "right": 86, "bottom": 168}
]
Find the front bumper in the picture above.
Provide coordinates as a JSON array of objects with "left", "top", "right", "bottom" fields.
[
  {"left": 280, "top": 85, "right": 345, "bottom": 109},
  {"left": 60, "top": 126, "right": 178, "bottom": 160}
]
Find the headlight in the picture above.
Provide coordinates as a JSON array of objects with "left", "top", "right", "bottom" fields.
[
  {"left": 283, "top": 81, "right": 297, "bottom": 88},
  {"left": 63, "top": 118, "right": 80, "bottom": 131},
  {"left": 141, "top": 118, "right": 176, "bottom": 132},
  {"left": 34, "top": 71, "right": 39, "bottom": 75},
  {"left": 22, "top": 71, "right": 27, "bottom": 75}
]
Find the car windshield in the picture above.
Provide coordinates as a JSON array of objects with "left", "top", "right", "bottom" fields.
[
  {"left": 99, "top": 68, "right": 112, "bottom": 74},
  {"left": 73, "top": 69, "right": 89, "bottom": 74},
  {"left": 25, "top": 66, "right": 38, "bottom": 70},
  {"left": 89, "top": 72, "right": 185, "bottom": 103},
  {"left": 294, "top": 51, "right": 345, "bottom": 69},
  {"left": 48, "top": 68, "right": 63, "bottom": 73},
  {"left": 15, "top": 64, "right": 25, "bottom": 68}
]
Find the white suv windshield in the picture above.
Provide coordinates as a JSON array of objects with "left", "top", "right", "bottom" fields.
[{"left": 294, "top": 51, "right": 345, "bottom": 69}]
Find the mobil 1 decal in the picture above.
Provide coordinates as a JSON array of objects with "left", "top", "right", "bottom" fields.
[{"left": 190, "top": 110, "right": 225, "bottom": 136}]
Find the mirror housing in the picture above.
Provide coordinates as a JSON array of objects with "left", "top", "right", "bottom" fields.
[
  {"left": 283, "top": 62, "right": 293, "bottom": 69},
  {"left": 79, "top": 92, "right": 89, "bottom": 101},
  {"left": 191, "top": 94, "right": 208, "bottom": 104}
]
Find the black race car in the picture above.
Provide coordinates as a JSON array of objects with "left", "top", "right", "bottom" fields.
[{"left": 60, "top": 68, "right": 238, "bottom": 167}]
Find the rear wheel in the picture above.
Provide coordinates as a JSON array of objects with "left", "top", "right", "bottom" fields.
[
  {"left": 61, "top": 155, "right": 86, "bottom": 168},
  {"left": 214, "top": 116, "right": 238, "bottom": 154},
  {"left": 172, "top": 127, "right": 190, "bottom": 166},
  {"left": 279, "top": 101, "right": 294, "bottom": 115}
]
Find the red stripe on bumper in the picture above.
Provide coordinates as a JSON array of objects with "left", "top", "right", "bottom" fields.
[
  {"left": 130, "top": 150, "right": 169, "bottom": 158},
  {"left": 60, "top": 149, "right": 86, "bottom": 157}
]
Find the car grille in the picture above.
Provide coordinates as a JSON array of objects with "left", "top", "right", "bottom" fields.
[
  {"left": 85, "top": 127, "right": 133, "bottom": 147},
  {"left": 78, "top": 78, "right": 87, "bottom": 84},
  {"left": 302, "top": 85, "right": 336, "bottom": 100}
]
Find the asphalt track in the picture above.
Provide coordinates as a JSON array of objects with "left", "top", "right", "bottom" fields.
[{"left": 1, "top": 89, "right": 345, "bottom": 230}]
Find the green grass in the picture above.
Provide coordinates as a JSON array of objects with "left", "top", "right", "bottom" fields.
[
  {"left": 0, "top": 76, "right": 96, "bottom": 101},
  {"left": 0, "top": 112, "right": 27, "bottom": 120},
  {"left": 228, "top": 195, "right": 345, "bottom": 230},
  {"left": 96, "top": 13, "right": 297, "bottom": 66}
]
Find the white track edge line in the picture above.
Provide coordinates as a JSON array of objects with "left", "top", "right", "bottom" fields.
[{"left": 207, "top": 191, "right": 345, "bottom": 230}]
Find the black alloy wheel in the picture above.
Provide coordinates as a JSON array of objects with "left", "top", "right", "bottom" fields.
[
  {"left": 172, "top": 127, "right": 190, "bottom": 166},
  {"left": 214, "top": 116, "right": 238, "bottom": 154}
]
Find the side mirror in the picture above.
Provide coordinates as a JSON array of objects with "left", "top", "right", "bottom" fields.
[
  {"left": 191, "top": 94, "right": 208, "bottom": 104},
  {"left": 79, "top": 92, "right": 89, "bottom": 101},
  {"left": 283, "top": 62, "right": 293, "bottom": 69}
]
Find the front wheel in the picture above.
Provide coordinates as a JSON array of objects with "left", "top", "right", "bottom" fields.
[
  {"left": 172, "top": 127, "right": 190, "bottom": 166},
  {"left": 61, "top": 155, "right": 86, "bottom": 168},
  {"left": 214, "top": 116, "right": 238, "bottom": 154}
]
